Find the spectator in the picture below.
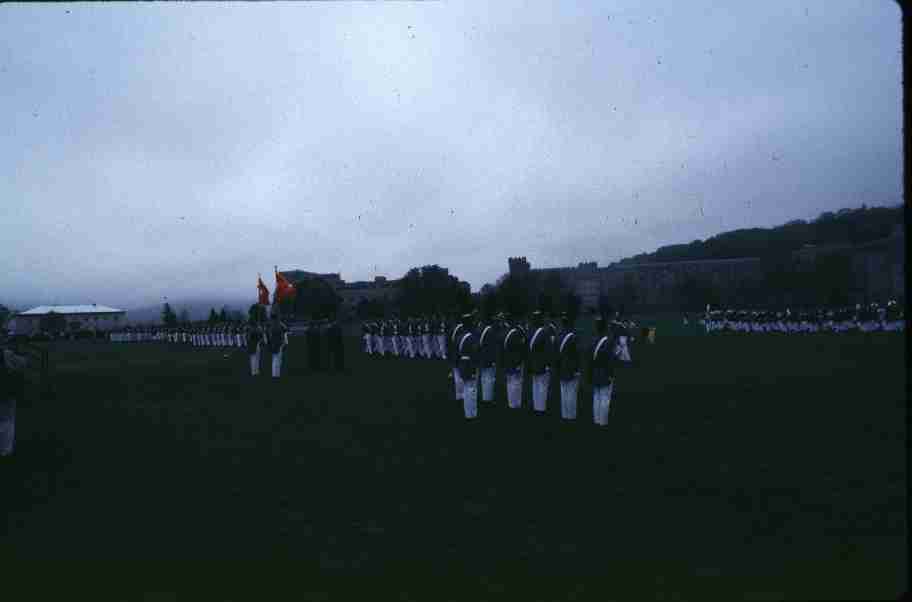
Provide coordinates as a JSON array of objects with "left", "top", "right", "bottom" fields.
[{"left": 1, "top": 334, "right": 27, "bottom": 458}]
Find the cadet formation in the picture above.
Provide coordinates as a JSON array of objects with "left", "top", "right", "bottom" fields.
[
  {"left": 48, "top": 296, "right": 906, "bottom": 433},
  {"left": 360, "top": 310, "right": 639, "bottom": 425},
  {"left": 701, "top": 300, "right": 905, "bottom": 334},
  {"left": 106, "top": 314, "right": 344, "bottom": 378}
]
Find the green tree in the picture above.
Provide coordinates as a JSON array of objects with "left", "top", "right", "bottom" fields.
[
  {"left": 161, "top": 302, "right": 178, "bottom": 327},
  {"left": 481, "top": 288, "right": 499, "bottom": 318},
  {"left": 208, "top": 308, "right": 218, "bottom": 323},
  {"left": 248, "top": 303, "right": 268, "bottom": 324},
  {"left": 292, "top": 277, "right": 342, "bottom": 320},
  {"left": 178, "top": 308, "right": 190, "bottom": 324}
]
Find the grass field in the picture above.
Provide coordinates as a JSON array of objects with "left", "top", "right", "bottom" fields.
[{"left": 1, "top": 329, "right": 906, "bottom": 600}]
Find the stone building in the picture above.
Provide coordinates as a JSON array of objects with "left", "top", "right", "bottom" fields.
[{"left": 507, "top": 226, "right": 905, "bottom": 310}]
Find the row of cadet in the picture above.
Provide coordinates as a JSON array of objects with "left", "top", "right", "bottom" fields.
[
  {"left": 426, "top": 309, "right": 638, "bottom": 424},
  {"left": 701, "top": 300, "right": 905, "bottom": 334},
  {"left": 109, "top": 323, "right": 249, "bottom": 346},
  {"left": 106, "top": 318, "right": 347, "bottom": 378},
  {"left": 361, "top": 316, "right": 450, "bottom": 359}
]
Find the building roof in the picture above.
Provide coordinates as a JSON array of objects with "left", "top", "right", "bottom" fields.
[{"left": 18, "top": 304, "right": 125, "bottom": 316}]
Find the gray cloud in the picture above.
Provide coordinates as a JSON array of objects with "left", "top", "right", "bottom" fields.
[{"left": 0, "top": 1, "right": 901, "bottom": 310}]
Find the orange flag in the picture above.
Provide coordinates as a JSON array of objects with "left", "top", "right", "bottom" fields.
[
  {"left": 273, "top": 268, "right": 296, "bottom": 305},
  {"left": 257, "top": 275, "right": 270, "bottom": 306}
]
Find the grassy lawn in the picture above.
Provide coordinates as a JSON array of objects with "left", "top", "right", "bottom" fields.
[{"left": 1, "top": 330, "right": 906, "bottom": 599}]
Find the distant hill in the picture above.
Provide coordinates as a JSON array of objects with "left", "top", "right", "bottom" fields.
[{"left": 618, "top": 204, "right": 905, "bottom": 265}]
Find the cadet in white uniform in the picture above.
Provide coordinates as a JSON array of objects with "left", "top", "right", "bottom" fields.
[
  {"left": 477, "top": 315, "right": 500, "bottom": 404},
  {"left": 456, "top": 314, "right": 480, "bottom": 419},
  {"left": 502, "top": 317, "right": 527, "bottom": 409},
  {"left": 1, "top": 337, "right": 27, "bottom": 457},
  {"left": 527, "top": 312, "right": 553, "bottom": 414},
  {"left": 557, "top": 314, "right": 580, "bottom": 421},
  {"left": 449, "top": 316, "right": 467, "bottom": 400},
  {"left": 246, "top": 323, "right": 265, "bottom": 376},
  {"left": 267, "top": 315, "right": 289, "bottom": 378},
  {"left": 590, "top": 317, "right": 614, "bottom": 426}
]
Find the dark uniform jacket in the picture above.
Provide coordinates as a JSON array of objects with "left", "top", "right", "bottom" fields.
[
  {"left": 456, "top": 329, "right": 479, "bottom": 380},
  {"left": 449, "top": 323, "right": 466, "bottom": 367},
  {"left": 557, "top": 329, "right": 580, "bottom": 381},
  {"left": 478, "top": 322, "right": 500, "bottom": 368},
  {"left": 527, "top": 326, "right": 553, "bottom": 375},
  {"left": 267, "top": 322, "right": 288, "bottom": 354},
  {"left": 502, "top": 326, "right": 526, "bottom": 372},
  {"left": 1, "top": 349, "right": 27, "bottom": 400},
  {"left": 590, "top": 333, "right": 615, "bottom": 387},
  {"left": 246, "top": 327, "right": 264, "bottom": 354}
]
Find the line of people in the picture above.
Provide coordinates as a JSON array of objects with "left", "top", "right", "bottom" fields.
[
  {"left": 107, "top": 316, "right": 349, "bottom": 379},
  {"left": 361, "top": 316, "right": 450, "bottom": 360},
  {"left": 435, "top": 309, "right": 637, "bottom": 424},
  {"left": 108, "top": 323, "right": 247, "bottom": 346},
  {"left": 702, "top": 300, "right": 905, "bottom": 334}
]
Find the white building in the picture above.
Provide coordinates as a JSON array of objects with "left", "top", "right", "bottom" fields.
[{"left": 11, "top": 304, "right": 127, "bottom": 336}]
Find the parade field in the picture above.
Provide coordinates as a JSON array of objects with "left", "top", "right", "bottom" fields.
[{"left": 1, "top": 330, "right": 906, "bottom": 599}]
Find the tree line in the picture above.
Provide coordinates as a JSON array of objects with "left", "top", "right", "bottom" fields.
[{"left": 621, "top": 204, "right": 904, "bottom": 265}]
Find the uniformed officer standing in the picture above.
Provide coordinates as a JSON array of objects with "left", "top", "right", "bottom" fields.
[
  {"left": 361, "top": 322, "right": 371, "bottom": 356},
  {"left": 307, "top": 320, "right": 322, "bottom": 371},
  {"left": 456, "top": 313, "right": 480, "bottom": 419},
  {"left": 477, "top": 314, "right": 500, "bottom": 404},
  {"left": 382, "top": 319, "right": 394, "bottom": 359},
  {"left": 502, "top": 315, "right": 527, "bottom": 409},
  {"left": 268, "top": 313, "right": 289, "bottom": 378},
  {"left": 590, "top": 317, "right": 614, "bottom": 426},
  {"left": 328, "top": 319, "right": 344, "bottom": 371},
  {"left": 557, "top": 314, "right": 580, "bottom": 420},
  {"left": 420, "top": 316, "right": 432, "bottom": 359},
  {"left": 246, "top": 322, "right": 265, "bottom": 376},
  {"left": 449, "top": 314, "right": 467, "bottom": 400},
  {"left": 436, "top": 315, "right": 448, "bottom": 360},
  {"left": 1, "top": 335, "right": 27, "bottom": 457},
  {"left": 389, "top": 316, "right": 400, "bottom": 358},
  {"left": 527, "top": 311, "right": 553, "bottom": 414}
]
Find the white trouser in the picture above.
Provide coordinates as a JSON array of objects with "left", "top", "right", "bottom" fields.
[
  {"left": 386, "top": 337, "right": 396, "bottom": 356},
  {"left": 405, "top": 337, "right": 414, "bottom": 358},
  {"left": 560, "top": 376, "right": 579, "bottom": 420},
  {"left": 480, "top": 367, "right": 496, "bottom": 402},
  {"left": 436, "top": 335, "right": 447, "bottom": 360},
  {"left": 272, "top": 349, "right": 283, "bottom": 377},
  {"left": 422, "top": 335, "right": 432, "bottom": 358},
  {"left": 0, "top": 398, "right": 16, "bottom": 456},
  {"left": 506, "top": 369, "right": 523, "bottom": 408},
  {"left": 364, "top": 335, "right": 371, "bottom": 354},
  {"left": 593, "top": 383, "right": 613, "bottom": 425},
  {"left": 532, "top": 372, "right": 549, "bottom": 412},
  {"left": 374, "top": 336, "right": 383, "bottom": 355},
  {"left": 462, "top": 374, "right": 478, "bottom": 419},
  {"left": 453, "top": 367, "right": 464, "bottom": 399},
  {"left": 249, "top": 348, "right": 260, "bottom": 376}
]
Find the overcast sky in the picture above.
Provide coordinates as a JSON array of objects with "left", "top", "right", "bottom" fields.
[{"left": 1, "top": 1, "right": 902, "bottom": 310}]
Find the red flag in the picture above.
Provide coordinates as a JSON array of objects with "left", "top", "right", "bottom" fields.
[
  {"left": 273, "top": 268, "right": 296, "bottom": 305},
  {"left": 257, "top": 275, "right": 270, "bottom": 306}
]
